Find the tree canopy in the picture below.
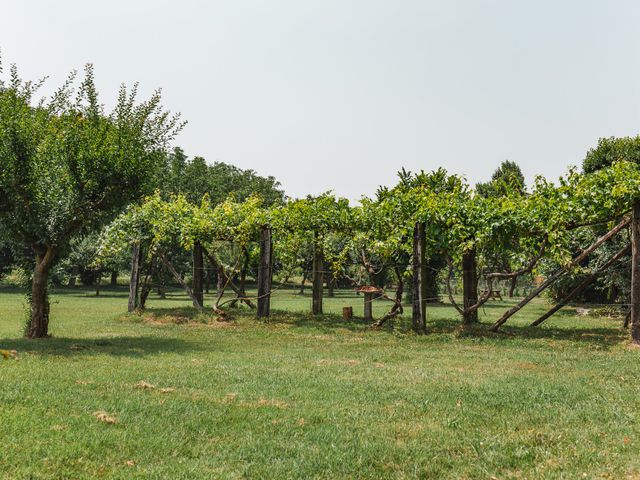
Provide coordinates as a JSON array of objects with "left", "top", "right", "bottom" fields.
[{"left": 0, "top": 61, "right": 183, "bottom": 337}]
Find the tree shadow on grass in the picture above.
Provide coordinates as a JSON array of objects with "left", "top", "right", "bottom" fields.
[
  {"left": 259, "top": 307, "right": 627, "bottom": 349},
  {"left": 264, "top": 309, "right": 372, "bottom": 333},
  {"left": 424, "top": 318, "right": 626, "bottom": 350},
  {"left": 0, "top": 335, "right": 202, "bottom": 358}
]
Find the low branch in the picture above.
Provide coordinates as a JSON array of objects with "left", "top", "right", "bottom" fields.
[
  {"left": 373, "top": 266, "right": 404, "bottom": 327},
  {"left": 484, "top": 238, "right": 547, "bottom": 280}
]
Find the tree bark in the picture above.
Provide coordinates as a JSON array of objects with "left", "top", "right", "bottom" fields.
[
  {"left": 631, "top": 203, "right": 640, "bottom": 344},
  {"left": 462, "top": 248, "right": 478, "bottom": 324},
  {"left": 127, "top": 243, "right": 143, "bottom": 313},
  {"left": 27, "top": 245, "right": 58, "bottom": 338},
  {"left": 299, "top": 270, "right": 308, "bottom": 294},
  {"left": 95, "top": 270, "right": 102, "bottom": 296},
  {"left": 508, "top": 276, "right": 517, "bottom": 298},
  {"left": 312, "top": 233, "right": 323, "bottom": 315},
  {"left": 240, "top": 245, "right": 249, "bottom": 298},
  {"left": 490, "top": 216, "right": 630, "bottom": 332},
  {"left": 216, "top": 266, "right": 225, "bottom": 305},
  {"left": 257, "top": 225, "right": 273, "bottom": 318},
  {"left": 68, "top": 266, "right": 78, "bottom": 287},
  {"left": 327, "top": 264, "right": 335, "bottom": 298},
  {"left": 192, "top": 241, "right": 204, "bottom": 308},
  {"left": 364, "top": 292, "right": 374, "bottom": 321},
  {"left": 412, "top": 222, "right": 427, "bottom": 331}
]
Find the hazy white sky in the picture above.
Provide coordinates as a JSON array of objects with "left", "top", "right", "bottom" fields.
[{"left": 2, "top": 0, "right": 640, "bottom": 199}]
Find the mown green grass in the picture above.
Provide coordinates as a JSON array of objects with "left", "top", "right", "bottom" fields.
[{"left": 1, "top": 286, "right": 639, "bottom": 479}]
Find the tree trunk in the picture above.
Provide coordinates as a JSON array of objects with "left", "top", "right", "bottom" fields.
[
  {"left": 139, "top": 257, "right": 155, "bottom": 310},
  {"left": 216, "top": 266, "right": 225, "bottom": 305},
  {"left": 68, "top": 266, "right": 78, "bottom": 287},
  {"left": 312, "top": 233, "right": 323, "bottom": 315},
  {"left": 364, "top": 292, "right": 374, "bottom": 321},
  {"left": 631, "top": 203, "right": 640, "bottom": 344},
  {"left": 299, "top": 270, "right": 308, "bottom": 294},
  {"left": 412, "top": 222, "right": 427, "bottom": 331},
  {"left": 205, "top": 264, "right": 211, "bottom": 294},
  {"left": 462, "top": 248, "right": 478, "bottom": 323},
  {"left": 193, "top": 241, "right": 204, "bottom": 308},
  {"left": 508, "top": 276, "right": 517, "bottom": 298},
  {"left": 240, "top": 245, "right": 249, "bottom": 298},
  {"left": 27, "top": 245, "right": 57, "bottom": 338},
  {"left": 128, "top": 243, "right": 143, "bottom": 313},
  {"left": 110, "top": 270, "right": 118, "bottom": 287},
  {"left": 257, "top": 225, "right": 273, "bottom": 318},
  {"left": 326, "top": 263, "right": 335, "bottom": 298},
  {"left": 95, "top": 270, "right": 102, "bottom": 296}
]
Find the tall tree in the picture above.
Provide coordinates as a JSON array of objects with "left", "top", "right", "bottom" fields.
[
  {"left": 583, "top": 136, "right": 640, "bottom": 173},
  {"left": 0, "top": 61, "right": 182, "bottom": 338},
  {"left": 476, "top": 160, "right": 525, "bottom": 198}
]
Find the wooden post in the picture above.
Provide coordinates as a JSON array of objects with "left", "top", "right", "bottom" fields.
[
  {"left": 312, "top": 232, "right": 323, "bottom": 315},
  {"left": 490, "top": 216, "right": 631, "bottom": 331},
  {"left": 462, "top": 248, "right": 478, "bottom": 323},
  {"left": 412, "top": 222, "right": 427, "bottom": 331},
  {"left": 631, "top": 203, "right": 640, "bottom": 344},
  {"left": 532, "top": 243, "right": 631, "bottom": 327},
  {"left": 257, "top": 225, "right": 273, "bottom": 318},
  {"left": 364, "top": 292, "right": 373, "bottom": 321},
  {"left": 127, "top": 243, "right": 142, "bottom": 313},
  {"left": 192, "top": 241, "right": 204, "bottom": 308}
]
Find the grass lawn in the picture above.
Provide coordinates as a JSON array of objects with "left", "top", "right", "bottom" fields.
[{"left": 1, "top": 285, "right": 639, "bottom": 479}]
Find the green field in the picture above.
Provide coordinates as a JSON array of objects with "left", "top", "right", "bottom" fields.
[{"left": 1, "top": 286, "right": 639, "bottom": 479}]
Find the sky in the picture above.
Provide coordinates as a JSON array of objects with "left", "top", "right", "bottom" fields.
[{"left": 2, "top": 0, "right": 640, "bottom": 200}]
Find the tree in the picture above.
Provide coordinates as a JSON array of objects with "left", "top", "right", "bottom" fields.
[
  {"left": 0, "top": 62, "right": 183, "bottom": 338},
  {"left": 476, "top": 160, "right": 525, "bottom": 198},
  {"left": 583, "top": 136, "right": 640, "bottom": 173},
  {"left": 159, "top": 147, "right": 285, "bottom": 206}
]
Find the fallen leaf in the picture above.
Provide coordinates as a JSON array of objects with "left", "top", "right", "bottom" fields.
[
  {"left": 134, "top": 381, "right": 155, "bottom": 390},
  {"left": 224, "top": 393, "right": 238, "bottom": 402},
  {"left": 92, "top": 411, "right": 117, "bottom": 424},
  {"left": 1, "top": 349, "right": 17, "bottom": 359}
]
